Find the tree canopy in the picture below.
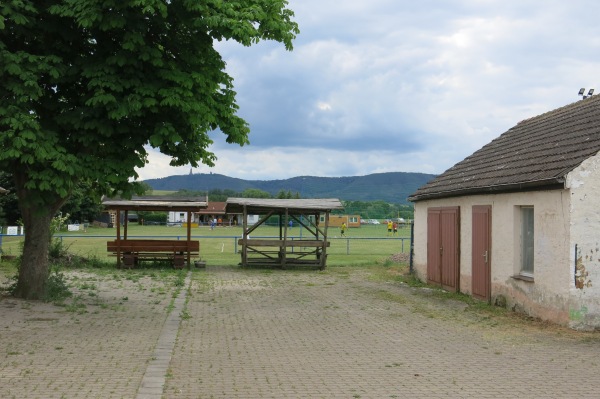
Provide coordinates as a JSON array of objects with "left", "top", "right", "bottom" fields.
[{"left": 0, "top": 0, "right": 299, "bottom": 298}]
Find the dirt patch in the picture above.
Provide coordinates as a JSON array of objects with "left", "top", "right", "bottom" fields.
[{"left": 388, "top": 252, "right": 409, "bottom": 263}]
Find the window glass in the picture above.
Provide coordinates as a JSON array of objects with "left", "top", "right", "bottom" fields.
[{"left": 521, "top": 207, "right": 534, "bottom": 275}]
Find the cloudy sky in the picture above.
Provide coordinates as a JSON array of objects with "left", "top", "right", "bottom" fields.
[{"left": 137, "top": 0, "right": 600, "bottom": 181}]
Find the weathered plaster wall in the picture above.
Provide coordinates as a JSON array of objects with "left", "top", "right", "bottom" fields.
[
  {"left": 566, "top": 151, "right": 600, "bottom": 329},
  {"left": 413, "top": 189, "right": 572, "bottom": 325}
]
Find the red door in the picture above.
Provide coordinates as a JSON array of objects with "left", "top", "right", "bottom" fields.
[
  {"left": 472, "top": 206, "right": 491, "bottom": 301},
  {"left": 427, "top": 207, "right": 460, "bottom": 292},
  {"left": 427, "top": 209, "right": 442, "bottom": 285}
]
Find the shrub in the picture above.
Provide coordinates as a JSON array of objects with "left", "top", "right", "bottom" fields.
[
  {"left": 142, "top": 212, "right": 168, "bottom": 224},
  {"left": 44, "top": 270, "right": 73, "bottom": 302},
  {"left": 49, "top": 238, "right": 70, "bottom": 260}
]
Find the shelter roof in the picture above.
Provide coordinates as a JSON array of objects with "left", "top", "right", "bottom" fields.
[
  {"left": 197, "top": 201, "right": 227, "bottom": 214},
  {"left": 102, "top": 196, "right": 207, "bottom": 212},
  {"left": 225, "top": 198, "right": 343, "bottom": 214},
  {"left": 409, "top": 95, "right": 600, "bottom": 202}
]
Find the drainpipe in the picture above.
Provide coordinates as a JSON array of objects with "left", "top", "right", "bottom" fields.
[
  {"left": 574, "top": 244, "right": 578, "bottom": 287},
  {"left": 409, "top": 220, "right": 414, "bottom": 274}
]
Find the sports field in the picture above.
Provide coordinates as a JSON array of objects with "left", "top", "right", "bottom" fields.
[{"left": 0, "top": 223, "right": 411, "bottom": 267}]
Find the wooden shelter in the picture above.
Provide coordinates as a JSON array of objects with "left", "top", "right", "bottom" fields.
[
  {"left": 225, "top": 198, "right": 344, "bottom": 270},
  {"left": 102, "top": 197, "right": 207, "bottom": 268}
]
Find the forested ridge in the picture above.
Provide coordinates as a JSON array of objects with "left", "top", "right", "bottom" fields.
[{"left": 144, "top": 171, "right": 436, "bottom": 204}]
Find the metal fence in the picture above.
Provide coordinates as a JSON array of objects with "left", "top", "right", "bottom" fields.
[{"left": 0, "top": 234, "right": 411, "bottom": 265}]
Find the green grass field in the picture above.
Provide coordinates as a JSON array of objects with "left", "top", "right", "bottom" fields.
[
  {"left": 0, "top": 223, "right": 411, "bottom": 268},
  {"left": 150, "top": 190, "right": 177, "bottom": 195}
]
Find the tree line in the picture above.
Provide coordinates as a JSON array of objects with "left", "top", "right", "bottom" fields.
[
  {"left": 148, "top": 189, "right": 414, "bottom": 220},
  {"left": 1, "top": 177, "right": 413, "bottom": 227},
  {"left": 0, "top": 174, "right": 104, "bottom": 225},
  {"left": 172, "top": 188, "right": 300, "bottom": 201}
]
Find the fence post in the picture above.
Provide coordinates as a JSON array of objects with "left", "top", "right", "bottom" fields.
[
  {"left": 346, "top": 238, "right": 350, "bottom": 255},
  {"left": 234, "top": 237, "right": 238, "bottom": 254}
]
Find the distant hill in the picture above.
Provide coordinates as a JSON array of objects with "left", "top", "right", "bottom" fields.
[{"left": 144, "top": 172, "right": 436, "bottom": 204}]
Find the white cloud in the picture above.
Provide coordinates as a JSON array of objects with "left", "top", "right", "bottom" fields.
[
  {"left": 137, "top": 0, "right": 600, "bottom": 183},
  {"left": 317, "top": 102, "right": 332, "bottom": 111}
]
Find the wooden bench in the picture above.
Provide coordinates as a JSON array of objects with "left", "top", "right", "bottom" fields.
[
  {"left": 237, "top": 239, "right": 330, "bottom": 269},
  {"left": 107, "top": 239, "right": 200, "bottom": 269},
  {"left": 237, "top": 239, "right": 330, "bottom": 248}
]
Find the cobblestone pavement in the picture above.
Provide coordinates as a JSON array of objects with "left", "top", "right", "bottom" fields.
[
  {"left": 1, "top": 265, "right": 600, "bottom": 399},
  {"left": 0, "top": 270, "right": 182, "bottom": 399},
  {"left": 168, "top": 266, "right": 600, "bottom": 399}
]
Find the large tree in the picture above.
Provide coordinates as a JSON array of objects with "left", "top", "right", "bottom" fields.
[
  {"left": 0, "top": 0, "right": 298, "bottom": 299},
  {"left": 0, "top": 172, "right": 19, "bottom": 225}
]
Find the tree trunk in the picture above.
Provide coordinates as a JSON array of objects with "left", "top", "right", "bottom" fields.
[
  {"left": 13, "top": 209, "right": 53, "bottom": 299},
  {"left": 11, "top": 168, "right": 68, "bottom": 300}
]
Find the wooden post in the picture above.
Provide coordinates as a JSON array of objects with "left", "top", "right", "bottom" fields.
[
  {"left": 187, "top": 210, "right": 192, "bottom": 267},
  {"left": 242, "top": 205, "right": 248, "bottom": 266},
  {"left": 124, "top": 210, "right": 129, "bottom": 240},
  {"left": 116, "top": 209, "right": 121, "bottom": 268},
  {"left": 321, "top": 211, "right": 329, "bottom": 270},
  {"left": 281, "top": 208, "right": 289, "bottom": 268}
]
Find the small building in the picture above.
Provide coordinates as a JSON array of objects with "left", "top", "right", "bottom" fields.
[
  {"left": 168, "top": 210, "right": 192, "bottom": 224},
  {"left": 195, "top": 201, "right": 228, "bottom": 225},
  {"left": 327, "top": 214, "right": 361, "bottom": 228},
  {"left": 409, "top": 95, "right": 600, "bottom": 330},
  {"left": 169, "top": 201, "right": 244, "bottom": 226}
]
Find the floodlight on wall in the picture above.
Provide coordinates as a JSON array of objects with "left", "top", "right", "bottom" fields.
[{"left": 579, "top": 88, "right": 595, "bottom": 99}]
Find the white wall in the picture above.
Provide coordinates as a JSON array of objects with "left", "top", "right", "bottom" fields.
[
  {"left": 566, "top": 151, "right": 600, "bottom": 329},
  {"left": 247, "top": 215, "right": 259, "bottom": 225},
  {"left": 168, "top": 211, "right": 189, "bottom": 223},
  {"left": 413, "top": 189, "right": 573, "bottom": 325}
]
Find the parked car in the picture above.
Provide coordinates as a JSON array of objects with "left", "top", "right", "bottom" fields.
[{"left": 369, "top": 219, "right": 380, "bottom": 225}]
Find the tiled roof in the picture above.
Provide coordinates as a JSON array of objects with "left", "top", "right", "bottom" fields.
[
  {"left": 409, "top": 95, "right": 600, "bottom": 201},
  {"left": 102, "top": 196, "right": 207, "bottom": 211},
  {"left": 225, "top": 198, "right": 343, "bottom": 214},
  {"left": 197, "top": 202, "right": 227, "bottom": 214}
]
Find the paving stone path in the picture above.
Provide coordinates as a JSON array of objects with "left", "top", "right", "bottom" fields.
[{"left": 1, "top": 266, "right": 600, "bottom": 398}]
